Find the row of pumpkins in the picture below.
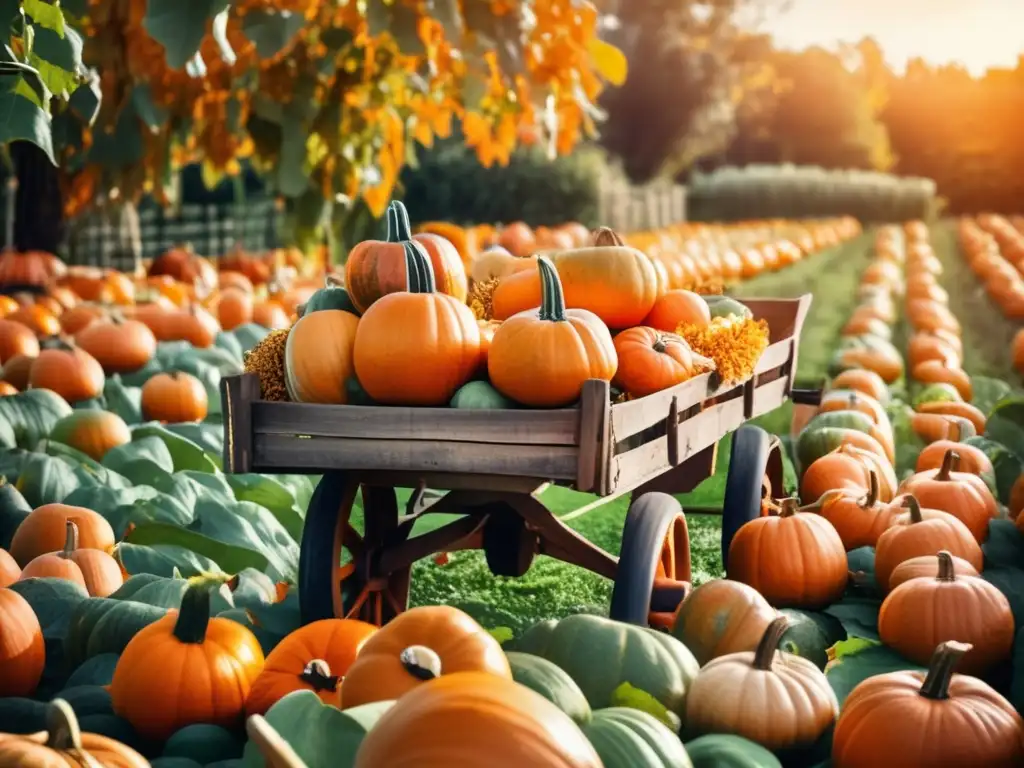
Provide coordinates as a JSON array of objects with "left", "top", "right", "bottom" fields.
[{"left": 961, "top": 215, "right": 1024, "bottom": 376}]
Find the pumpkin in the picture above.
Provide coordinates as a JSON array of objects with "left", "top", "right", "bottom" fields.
[
  {"left": 907, "top": 332, "right": 961, "bottom": 369},
  {"left": 9, "top": 502, "right": 115, "bottom": 567},
  {"left": 913, "top": 382, "right": 963, "bottom": 407},
  {"left": 799, "top": 440, "right": 896, "bottom": 503},
  {"left": 7, "top": 304, "right": 61, "bottom": 337},
  {"left": 0, "top": 381, "right": 14, "bottom": 396},
  {"left": 48, "top": 410, "right": 132, "bottom": 461},
  {"left": 910, "top": 360, "right": 973, "bottom": 401},
  {"left": 505, "top": 652, "right": 592, "bottom": 726},
  {"left": 488, "top": 256, "right": 616, "bottom": 407},
  {"left": 491, "top": 228, "right": 659, "bottom": 329},
  {"left": 642, "top": 289, "right": 712, "bottom": 333},
  {"left": 727, "top": 498, "right": 848, "bottom": 609},
  {"left": 0, "top": 352, "right": 34, "bottom": 390},
  {"left": 59, "top": 303, "right": 109, "bottom": 335},
  {"left": 703, "top": 295, "right": 753, "bottom": 320},
  {"left": 497, "top": 221, "right": 537, "bottom": 256},
  {"left": 671, "top": 578, "right": 777, "bottom": 666},
  {"left": 612, "top": 326, "right": 710, "bottom": 398},
  {"left": 796, "top": 422, "right": 893, "bottom": 474},
  {"left": 878, "top": 551, "right": 1013, "bottom": 676},
  {"left": 149, "top": 243, "right": 218, "bottom": 286},
  {"left": 252, "top": 300, "right": 291, "bottom": 330},
  {"left": 799, "top": 410, "right": 894, "bottom": 465},
  {"left": 897, "top": 450, "right": 998, "bottom": 542},
  {"left": 346, "top": 201, "right": 468, "bottom": 313},
  {"left": 816, "top": 390, "right": 890, "bottom": 429},
  {"left": 301, "top": 274, "right": 360, "bottom": 315},
  {"left": 28, "top": 340, "right": 104, "bottom": 403},
  {"left": 0, "top": 586, "right": 44, "bottom": 696},
  {"left": 341, "top": 605, "right": 510, "bottom": 709},
  {"left": 110, "top": 574, "right": 265, "bottom": 740},
  {"left": 888, "top": 552, "right": 980, "bottom": 591},
  {"left": 873, "top": 496, "right": 983, "bottom": 591},
  {"left": 470, "top": 247, "right": 537, "bottom": 284},
  {"left": 0, "top": 698, "right": 149, "bottom": 767},
  {"left": 915, "top": 400, "right": 987, "bottom": 434},
  {"left": 246, "top": 618, "right": 377, "bottom": 715},
  {"left": 213, "top": 286, "right": 254, "bottom": 330},
  {"left": 141, "top": 371, "right": 209, "bottom": 423},
  {"left": 832, "top": 640, "right": 1024, "bottom": 768},
  {"left": 218, "top": 270, "right": 255, "bottom": 294},
  {"left": 157, "top": 305, "right": 220, "bottom": 347},
  {"left": 511, "top": 613, "right": 699, "bottom": 719},
  {"left": 353, "top": 672, "right": 603, "bottom": 768},
  {"left": 450, "top": 380, "right": 515, "bottom": 409},
  {"left": 19, "top": 520, "right": 123, "bottom": 597},
  {"left": 911, "top": 412, "right": 975, "bottom": 443},
  {"left": 684, "top": 616, "right": 838, "bottom": 751},
  {"left": 915, "top": 436, "right": 994, "bottom": 479},
  {"left": 284, "top": 310, "right": 360, "bottom": 404},
  {"left": 684, "top": 734, "right": 782, "bottom": 768},
  {"left": 831, "top": 336, "right": 904, "bottom": 383},
  {"left": 74, "top": 316, "right": 157, "bottom": 374},
  {"left": 804, "top": 472, "right": 898, "bottom": 550},
  {"left": 581, "top": 708, "right": 690, "bottom": 768},
  {"left": 0, "top": 549, "right": 18, "bottom": 586}
]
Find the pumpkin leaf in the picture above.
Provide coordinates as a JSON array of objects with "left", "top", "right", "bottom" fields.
[
  {"left": 824, "top": 641, "right": 925, "bottom": 707},
  {"left": 8, "top": 577, "right": 90, "bottom": 639},
  {"left": 108, "top": 492, "right": 195, "bottom": 537},
  {"left": 102, "top": 435, "right": 175, "bottom": 476},
  {"left": 191, "top": 496, "right": 300, "bottom": 583},
  {"left": 231, "top": 568, "right": 280, "bottom": 611},
  {"left": 245, "top": 587, "right": 301, "bottom": 637},
  {"left": 971, "top": 376, "right": 1015, "bottom": 418},
  {"left": 778, "top": 609, "right": 847, "bottom": 670},
  {"left": 179, "top": 469, "right": 235, "bottom": 500},
  {"left": 115, "top": 541, "right": 226, "bottom": 578},
  {"left": 163, "top": 723, "right": 243, "bottom": 764},
  {"left": 123, "top": 522, "right": 270, "bottom": 575},
  {"left": 964, "top": 436, "right": 1023, "bottom": 504},
  {"left": 981, "top": 567, "right": 1024, "bottom": 629},
  {"left": 132, "top": 423, "right": 220, "bottom": 473},
  {"left": 0, "top": 479, "right": 32, "bottom": 549},
  {"left": 103, "top": 375, "right": 144, "bottom": 424},
  {"left": 822, "top": 595, "right": 881, "bottom": 641},
  {"left": 487, "top": 626, "right": 514, "bottom": 645},
  {"left": 608, "top": 682, "right": 681, "bottom": 733},
  {"left": 0, "top": 388, "right": 73, "bottom": 450},
  {"left": 225, "top": 474, "right": 304, "bottom": 539},
  {"left": 985, "top": 397, "right": 1024, "bottom": 463},
  {"left": 65, "top": 654, "right": 121, "bottom": 688},
  {"left": 163, "top": 421, "right": 225, "bottom": 464},
  {"left": 983, "top": 519, "right": 1024, "bottom": 570},
  {"left": 240, "top": 690, "right": 395, "bottom": 768},
  {"left": 119, "top": 359, "right": 164, "bottom": 388},
  {"left": 36, "top": 439, "right": 132, "bottom": 490},
  {"left": 14, "top": 452, "right": 84, "bottom": 507}
]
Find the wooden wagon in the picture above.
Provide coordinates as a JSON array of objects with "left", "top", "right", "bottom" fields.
[{"left": 220, "top": 295, "right": 816, "bottom": 630}]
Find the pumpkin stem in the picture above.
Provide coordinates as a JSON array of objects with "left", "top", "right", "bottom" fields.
[
  {"left": 44, "top": 699, "right": 85, "bottom": 751},
  {"left": 537, "top": 256, "right": 567, "bottom": 323},
  {"left": 753, "top": 616, "right": 790, "bottom": 670},
  {"left": 935, "top": 550, "right": 957, "bottom": 582},
  {"left": 325, "top": 274, "right": 344, "bottom": 288},
  {"left": 948, "top": 419, "right": 962, "bottom": 442},
  {"left": 652, "top": 337, "right": 667, "bottom": 354},
  {"left": 403, "top": 241, "right": 437, "bottom": 294},
  {"left": 777, "top": 497, "right": 799, "bottom": 518},
  {"left": 901, "top": 494, "right": 924, "bottom": 523},
  {"left": 862, "top": 471, "right": 879, "bottom": 508},
  {"left": 172, "top": 574, "right": 231, "bottom": 644},
  {"left": 937, "top": 450, "right": 960, "bottom": 480},
  {"left": 918, "top": 641, "right": 972, "bottom": 700},
  {"left": 298, "top": 659, "right": 341, "bottom": 692},
  {"left": 247, "top": 715, "right": 308, "bottom": 768},
  {"left": 400, "top": 645, "right": 442, "bottom": 681},
  {"left": 592, "top": 227, "right": 625, "bottom": 247},
  {"left": 60, "top": 520, "right": 79, "bottom": 559},
  {"left": 387, "top": 200, "right": 414, "bottom": 242}
]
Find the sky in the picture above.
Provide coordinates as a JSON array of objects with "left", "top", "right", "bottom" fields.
[{"left": 756, "top": 0, "right": 1024, "bottom": 75}]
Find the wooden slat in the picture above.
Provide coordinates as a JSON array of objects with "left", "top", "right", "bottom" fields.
[
  {"left": 252, "top": 401, "right": 580, "bottom": 446},
  {"left": 610, "top": 372, "right": 718, "bottom": 439},
  {"left": 254, "top": 434, "right": 580, "bottom": 478},
  {"left": 754, "top": 340, "right": 794, "bottom": 375},
  {"left": 750, "top": 376, "right": 791, "bottom": 419},
  {"left": 221, "top": 374, "right": 261, "bottom": 473},
  {"left": 576, "top": 379, "right": 610, "bottom": 493}
]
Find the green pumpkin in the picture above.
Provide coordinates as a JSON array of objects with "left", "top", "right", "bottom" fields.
[
  {"left": 65, "top": 597, "right": 167, "bottom": 670},
  {"left": 163, "top": 724, "right": 243, "bottom": 764},
  {"left": 239, "top": 689, "right": 395, "bottom": 768},
  {"left": 795, "top": 426, "right": 874, "bottom": 473},
  {"left": 77, "top": 713, "right": 150, "bottom": 754},
  {"left": 55, "top": 684, "right": 115, "bottom": 718},
  {"left": 65, "top": 653, "right": 121, "bottom": 688},
  {"left": 701, "top": 295, "right": 752, "bottom": 320},
  {"left": 912, "top": 382, "right": 962, "bottom": 407},
  {"left": 778, "top": 610, "right": 847, "bottom": 670},
  {"left": 214, "top": 330, "right": 245, "bottom": 361},
  {"left": 450, "top": 380, "right": 515, "bottom": 409},
  {"left": 303, "top": 278, "right": 361, "bottom": 316},
  {"left": 232, "top": 322, "right": 272, "bottom": 354},
  {"left": 13, "top": 452, "right": 84, "bottom": 507},
  {"left": 509, "top": 614, "right": 699, "bottom": 719},
  {"left": 582, "top": 708, "right": 691, "bottom": 768},
  {"left": 0, "top": 698, "right": 48, "bottom": 734},
  {"left": 684, "top": 734, "right": 782, "bottom": 768},
  {"left": 0, "top": 475, "right": 32, "bottom": 549},
  {"left": 112, "top": 574, "right": 235, "bottom": 613},
  {"left": 506, "top": 651, "right": 592, "bottom": 725},
  {"left": 0, "top": 387, "right": 73, "bottom": 450}
]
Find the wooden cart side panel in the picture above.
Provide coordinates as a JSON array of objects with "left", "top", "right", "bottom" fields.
[
  {"left": 221, "top": 374, "right": 261, "bottom": 474},
  {"left": 576, "top": 379, "right": 611, "bottom": 494},
  {"left": 742, "top": 295, "right": 812, "bottom": 344}
]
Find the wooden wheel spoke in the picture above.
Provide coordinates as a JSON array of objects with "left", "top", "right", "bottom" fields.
[
  {"left": 336, "top": 562, "right": 356, "bottom": 582},
  {"left": 342, "top": 524, "right": 365, "bottom": 557}
]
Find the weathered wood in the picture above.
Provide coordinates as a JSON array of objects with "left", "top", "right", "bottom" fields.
[
  {"left": 576, "top": 379, "right": 610, "bottom": 493},
  {"left": 610, "top": 371, "right": 718, "bottom": 440},
  {"left": 221, "top": 373, "right": 261, "bottom": 473},
  {"left": 629, "top": 443, "right": 718, "bottom": 500},
  {"left": 253, "top": 400, "right": 580, "bottom": 445},
  {"left": 255, "top": 434, "right": 580, "bottom": 478}
]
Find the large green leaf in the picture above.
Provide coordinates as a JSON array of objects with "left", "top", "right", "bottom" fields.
[
  {"left": 15, "top": 452, "right": 83, "bottom": 507},
  {"left": 8, "top": 577, "right": 89, "bottom": 639},
  {"left": 972, "top": 376, "right": 1014, "bottom": 418},
  {"left": 226, "top": 474, "right": 304, "bottom": 539},
  {"left": 30, "top": 24, "right": 83, "bottom": 98},
  {"left": 103, "top": 376, "right": 143, "bottom": 425},
  {"left": 143, "top": 0, "right": 223, "bottom": 69},
  {"left": 241, "top": 9, "right": 305, "bottom": 58},
  {"left": 23, "top": 0, "right": 66, "bottom": 34},
  {"left": 124, "top": 522, "right": 270, "bottom": 574},
  {"left": 116, "top": 541, "right": 225, "bottom": 578},
  {"left": 132, "top": 423, "right": 219, "bottom": 473},
  {"left": 191, "top": 496, "right": 299, "bottom": 582},
  {"left": 0, "top": 388, "right": 73, "bottom": 449},
  {"left": 981, "top": 567, "right": 1024, "bottom": 630},
  {"left": 36, "top": 439, "right": 131, "bottom": 490},
  {"left": 963, "top": 436, "right": 1021, "bottom": 504},
  {"left": 823, "top": 596, "right": 881, "bottom": 641},
  {"left": 163, "top": 422, "right": 224, "bottom": 465},
  {"left": 102, "top": 435, "right": 175, "bottom": 475},
  {"left": 985, "top": 398, "right": 1024, "bottom": 462},
  {"left": 824, "top": 638, "right": 926, "bottom": 707}
]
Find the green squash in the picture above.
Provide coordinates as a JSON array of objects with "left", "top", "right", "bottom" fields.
[
  {"left": 163, "top": 724, "right": 243, "bottom": 764},
  {"left": 112, "top": 574, "right": 234, "bottom": 613},
  {"left": 77, "top": 713, "right": 150, "bottom": 754},
  {"left": 0, "top": 698, "right": 48, "bottom": 734},
  {"left": 65, "top": 653, "right": 121, "bottom": 688},
  {"left": 0, "top": 387, "right": 73, "bottom": 450},
  {"left": 450, "top": 380, "right": 515, "bottom": 409},
  {"left": 239, "top": 690, "right": 395, "bottom": 768},
  {"left": 794, "top": 426, "right": 875, "bottom": 473},
  {"left": 509, "top": 614, "right": 699, "bottom": 719},
  {"left": 65, "top": 596, "right": 167, "bottom": 670},
  {"left": 108, "top": 573, "right": 165, "bottom": 601},
  {"left": 582, "top": 708, "right": 691, "bottom": 768},
  {"left": 232, "top": 322, "right": 272, "bottom": 354},
  {"left": 55, "top": 684, "right": 115, "bottom": 718},
  {"left": 506, "top": 651, "right": 592, "bottom": 725},
  {"left": 14, "top": 452, "right": 84, "bottom": 507},
  {"left": 302, "top": 278, "right": 361, "bottom": 316},
  {"left": 702, "top": 295, "right": 752, "bottom": 320},
  {"left": 778, "top": 610, "right": 847, "bottom": 670},
  {"left": 684, "top": 734, "right": 782, "bottom": 768},
  {"left": 801, "top": 409, "right": 876, "bottom": 438},
  {"left": 912, "top": 382, "right": 962, "bottom": 407},
  {"left": 0, "top": 475, "right": 32, "bottom": 549},
  {"left": 215, "top": 330, "right": 245, "bottom": 360}
]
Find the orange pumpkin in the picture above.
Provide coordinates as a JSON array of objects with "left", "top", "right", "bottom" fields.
[
  {"left": 897, "top": 450, "right": 998, "bottom": 543},
  {"left": 353, "top": 242, "right": 480, "bottom": 406},
  {"left": 28, "top": 340, "right": 105, "bottom": 402},
  {"left": 284, "top": 310, "right": 360, "bottom": 404},
  {"left": 612, "top": 326, "right": 710, "bottom": 398},
  {"left": 799, "top": 443, "right": 897, "bottom": 503},
  {"left": 48, "top": 410, "right": 132, "bottom": 461},
  {"left": 0, "top": 548, "right": 19, "bottom": 586},
  {"left": 907, "top": 332, "right": 961, "bottom": 369},
  {"left": 19, "top": 520, "right": 123, "bottom": 597},
  {"left": 910, "top": 360, "right": 973, "bottom": 401},
  {"left": 873, "top": 496, "right": 983, "bottom": 591},
  {"left": 804, "top": 472, "right": 898, "bottom": 550},
  {"left": 346, "top": 201, "right": 468, "bottom": 313},
  {"left": 0, "top": 586, "right": 44, "bottom": 696},
  {"left": 111, "top": 575, "right": 265, "bottom": 740},
  {"left": 488, "top": 257, "right": 616, "bottom": 407},
  {"left": 75, "top": 315, "right": 157, "bottom": 374},
  {"left": 671, "top": 579, "right": 777, "bottom": 666},
  {"left": 832, "top": 640, "right": 1024, "bottom": 768},
  {"left": 496, "top": 221, "right": 536, "bottom": 257},
  {"left": 341, "top": 605, "right": 511, "bottom": 709},
  {"left": 214, "top": 286, "right": 254, "bottom": 330},
  {"left": 252, "top": 300, "right": 291, "bottom": 330},
  {"left": 7, "top": 304, "right": 61, "bottom": 337},
  {"left": 141, "top": 371, "right": 209, "bottom": 423},
  {"left": 8, "top": 502, "right": 115, "bottom": 566},
  {"left": 829, "top": 368, "right": 889, "bottom": 404},
  {"left": 416, "top": 221, "right": 479, "bottom": 268},
  {"left": 726, "top": 498, "right": 848, "bottom": 609},
  {"left": 157, "top": 305, "right": 220, "bottom": 347},
  {"left": 916, "top": 438, "right": 994, "bottom": 479},
  {"left": 59, "top": 303, "right": 109, "bottom": 335},
  {"left": 888, "top": 552, "right": 979, "bottom": 592},
  {"left": 148, "top": 243, "right": 218, "bottom": 287},
  {"left": 0, "top": 318, "right": 41, "bottom": 364},
  {"left": 246, "top": 618, "right": 377, "bottom": 715},
  {"left": 878, "top": 551, "right": 1013, "bottom": 676},
  {"left": 915, "top": 400, "right": 987, "bottom": 434},
  {"left": 642, "top": 289, "right": 711, "bottom": 331}
]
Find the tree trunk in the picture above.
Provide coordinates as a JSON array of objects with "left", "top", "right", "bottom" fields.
[{"left": 8, "top": 141, "right": 66, "bottom": 254}]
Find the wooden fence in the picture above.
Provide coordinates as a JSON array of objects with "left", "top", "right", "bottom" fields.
[{"left": 596, "top": 174, "right": 688, "bottom": 233}]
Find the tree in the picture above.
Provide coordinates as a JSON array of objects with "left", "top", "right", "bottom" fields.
[{"left": 2, "top": 0, "right": 627, "bottom": 251}]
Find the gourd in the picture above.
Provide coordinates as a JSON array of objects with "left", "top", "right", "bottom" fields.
[
  {"left": 301, "top": 275, "right": 360, "bottom": 316},
  {"left": 19, "top": 520, "right": 123, "bottom": 597},
  {"left": 284, "top": 310, "right": 360, "bottom": 404},
  {"left": 0, "top": 586, "right": 44, "bottom": 697},
  {"left": 449, "top": 380, "right": 515, "bottom": 410},
  {"left": 896, "top": 450, "right": 998, "bottom": 542},
  {"left": 684, "top": 734, "right": 781, "bottom": 768},
  {"left": 803, "top": 472, "right": 898, "bottom": 550},
  {"left": 9, "top": 502, "right": 115, "bottom": 567},
  {"left": 47, "top": 410, "right": 132, "bottom": 462},
  {"left": 506, "top": 651, "right": 592, "bottom": 725},
  {"left": 702, "top": 295, "right": 752, "bottom": 320},
  {"left": 670, "top": 579, "right": 777, "bottom": 667},
  {"left": 580, "top": 708, "right": 691, "bottom": 768}
]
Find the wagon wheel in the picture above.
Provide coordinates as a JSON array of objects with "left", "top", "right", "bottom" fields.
[
  {"left": 609, "top": 492, "right": 691, "bottom": 631},
  {"left": 298, "top": 471, "right": 412, "bottom": 626},
  {"left": 721, "top": 425, "right": 786, "bottom": 572}
]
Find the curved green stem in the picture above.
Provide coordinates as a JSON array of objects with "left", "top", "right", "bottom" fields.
[
  {"left": 387, "top": 200, "right": 414, "bottom": 242},
  {"left": 537, "top": 256, "right": 567, "bottom": 322},
  {"left": 403, "top": 241, "right": 437, "bottom": 294},
  {"left": 173, "top": 574, "right": 230, "bottom": 644}
]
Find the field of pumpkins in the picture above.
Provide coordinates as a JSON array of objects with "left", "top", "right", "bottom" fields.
[{"left": 1, "top": 209, "right": 1024, "bottom": 767}]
